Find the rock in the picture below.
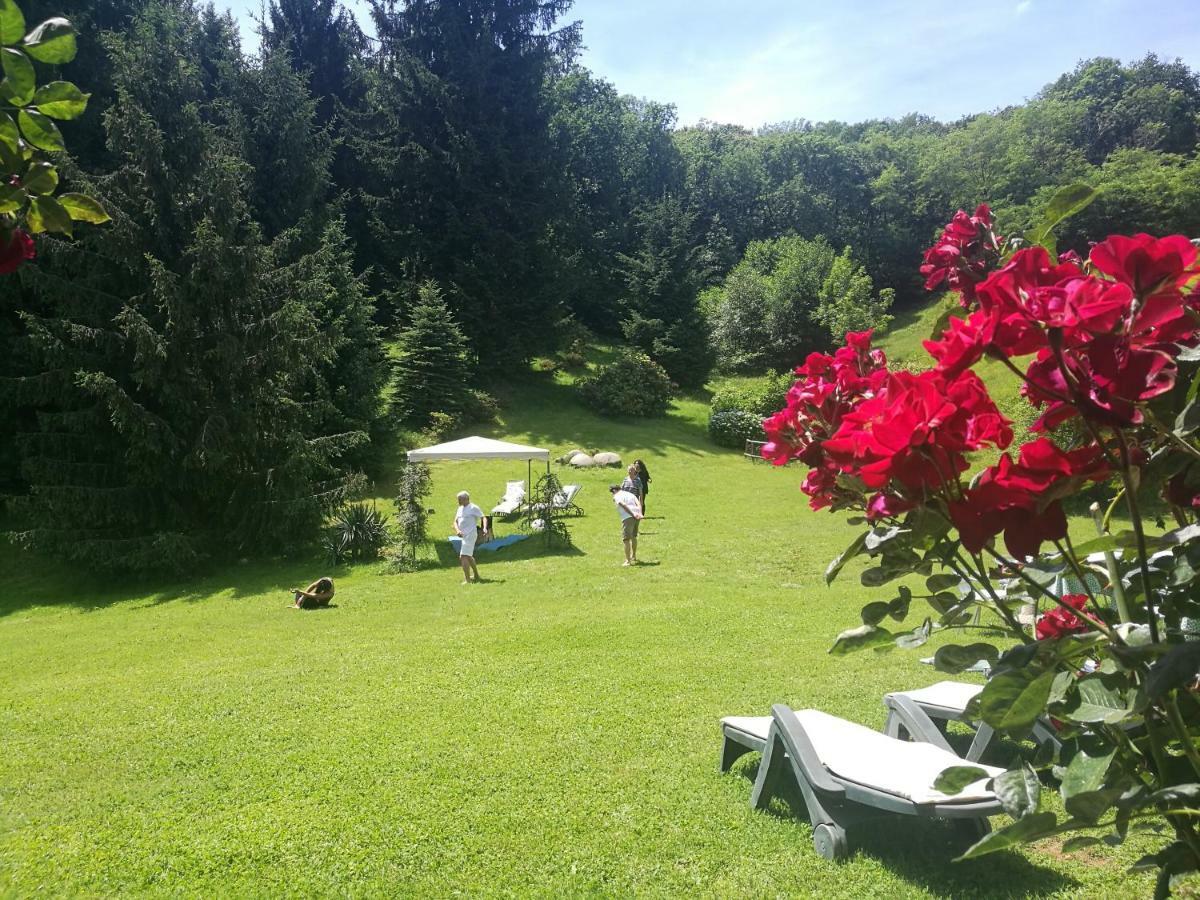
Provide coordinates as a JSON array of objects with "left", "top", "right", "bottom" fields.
[
  {"left": 593, "top": 451, "right": 621, "bottom": 467},
  {"left": 569, "top": 453, "right": 595, "bottom": 467},
  {"left": 557, "top": 448, "right": 585, "bottom": 464}
]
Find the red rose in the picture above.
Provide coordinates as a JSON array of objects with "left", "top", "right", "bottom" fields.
[
  {"left": 1036, "top": 594, "right": 1095, "bottom": 640},
  {"left": 920, "top": 204, "right": 1000, "bottom": 303},
  {"left": 0, "top": 228, "right": 35, "bottom": 274},
  {"left": 1090, "top": 234, "right": 1198, "bottom": 299}
]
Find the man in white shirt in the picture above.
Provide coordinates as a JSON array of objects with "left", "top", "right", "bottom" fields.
[
  {"left": 609, "top": 484, "right": 643, "bottom": 567},
  {"left": 453, "top": 491, "right": 484, "bottom": 583}
]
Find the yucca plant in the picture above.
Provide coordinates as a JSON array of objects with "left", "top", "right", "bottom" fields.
[{"left": 327, "top": 502, "right": 391, "bottom": 564}]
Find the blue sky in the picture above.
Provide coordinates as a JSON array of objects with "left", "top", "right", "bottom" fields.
[{"left": 226, "top": 0, "right": 1200, "bottom": 128}]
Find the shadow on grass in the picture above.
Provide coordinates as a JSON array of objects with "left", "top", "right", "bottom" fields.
[{"left": 726, "top": 757, "right": 1076, "bottom": 898}]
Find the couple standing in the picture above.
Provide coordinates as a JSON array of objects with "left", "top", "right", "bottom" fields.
[{"left": 610, "top": 459, "right": 651, "bottom": 567}]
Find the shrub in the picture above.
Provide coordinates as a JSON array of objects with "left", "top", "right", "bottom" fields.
[
  {"left": 532, "top": 357, "right": 559, "bottom": 373},
  {"left": 578, "top": 352, "right": 672, "bottom": 418},
  {"left": 421, "top": 410, "right": 460, "bottom": 443},
  {"left": 708, "top": 410, "right": 765, "bottom": 449},
  {"left": 707, "top": 372, "right": 792, "bottom": 447},
  {"left": 326, "top": 502, "right": 391, "bottom": 564}
]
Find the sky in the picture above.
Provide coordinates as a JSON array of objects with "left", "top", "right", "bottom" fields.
[{"left": 226, "top": 0, "right": 1200, "bottom": 128}]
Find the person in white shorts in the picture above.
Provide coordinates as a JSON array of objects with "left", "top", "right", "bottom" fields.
[
  {"left": 609, "top": 484, "right": 643, "bottom": 566},
  {"left": 453, "top": 490, "right": 484, "bottom": 584}
]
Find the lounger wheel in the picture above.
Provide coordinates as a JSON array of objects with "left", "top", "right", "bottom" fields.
[{"left": 812, "top": 823, "right": 848, "bottom": 861}]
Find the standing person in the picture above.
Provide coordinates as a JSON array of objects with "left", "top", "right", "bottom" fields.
[
  {"left": 453, "top": 491, "right": 484, "bottom": 584},
  {"left": 634, "top": 458, "right": 651, "bottom": 514},
  {"left": 609, "top": 484, "right": 643, "bottom": 567},
  {"left": 620, "top": 463, "right": 643, "bottom": 507}
]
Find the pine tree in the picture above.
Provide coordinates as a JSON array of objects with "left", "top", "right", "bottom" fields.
[
  {"left": 3, "top": 0, "right": 378, "bottom": 570},
  {"left": 618, "top": 195, "right": 715, "bottom": 388},
  {"left": 390, "top": 281, "right": 472, "bottom": 429}
]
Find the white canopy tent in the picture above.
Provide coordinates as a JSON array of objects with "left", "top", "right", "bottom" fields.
[{"left": 407, "top": 436, "right": 551, "bottom": 502}]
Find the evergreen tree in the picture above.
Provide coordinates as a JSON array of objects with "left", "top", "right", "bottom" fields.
[
  {"left": 618, "top": 195, "right": 714, "bottom": 388},
  {"left": 390, "top": 281, "right": 472, "bottom": 429},
  {"left": 4, "top": 0, "right": 376, "bottom": 570},
  {"left": 351, "top": 0, "right": 578, "bottom": 362}
]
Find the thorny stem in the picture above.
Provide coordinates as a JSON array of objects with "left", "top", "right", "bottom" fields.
[{"left": 953, "top": 551, "right": 1033, "bottom": 643}]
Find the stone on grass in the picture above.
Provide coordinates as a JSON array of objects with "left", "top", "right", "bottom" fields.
[
  {"left": 593, "top": 451, "right": 622, "bottom": 467},
  {"left": 569, "top": 453, "right": 595, "bottom": 467}
]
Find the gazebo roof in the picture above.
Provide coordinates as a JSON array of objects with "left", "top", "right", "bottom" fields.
[{"left": 406, "top": 435, "right": 550, "bottom": 462}]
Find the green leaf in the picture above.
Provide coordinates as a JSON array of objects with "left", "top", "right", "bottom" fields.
[
  {"left": 888, "top": 585, "right": 913, "bottom": 621},
  {"left": 1065, "top": 787, "right": 1121, "bottom": 824},
  {"left": 1027, "top": 183, "right": 1099, "bottom": 251},
  {"left": 58, "top": 193, "right": 109, "bottom": 224},
  {"left": 994, "top": 763, "right": 1041, "bottom": 819},
  {"left": 1047, "top": 670, "right": 1074, "bottom": 706},
  {"left": 1177, "top": 399, "right": 1200, "bottom": 438},
  {"left": 828, "top": 623, "right": 894, "bottom": 656},
  {"left": 1062, "top": 676, "right": 1138, "bottom": 725},
  {"left": 933, "top": 642, "right": 999, "bottom": 674},
  {"left": 860, "top": 601, "right": 890, "bottom": 627},
  {"left": 0, "top": 180, "right": 21, "bottom": 213},
  {"left": 927, "top": 296, "right": 962, "bottom": 342},
  {"left": 1060, "top": 744, "right": 1115, "bottom": 798},
  {"left": 957, "top": 811, "right": 1058, "bottom": 860},
  {"left": 1146, "top": 644, "right": 1200, "bottom": 700},
  {"left": 20, "top": 159, "right": 56, "bottom": 194},
  {"left": 26, "top": 194, "right": 70, "bottom": 235},
  {"left": 1150, "top": 784, "right": 1200, "bottom": 805},
  {"left": 894, "top": 616, "right": 932, "bottom": 650},
  {"left": 0, "top": 46, "right": 35, "bottom": 106},
  {"left": 0, "top": 108, "right": 17, "bottom": 151},
  {"left": 978, "top": 668, "right": 1056, "bottom": 736},
  {"left": 826, "top": 530, "right": 867, "bottom": 585},
  {"left": 0, "top": 0, "right": 24, "bottom": 45},
  {"left": 21, "top": 18, "right": 76, "bottom": 65},
  {"left": 31, "top": 81, "right": 88, "bottom": 120},
  {"left": 16, "top": 108, "right": 62, "bottom": 151},
  {"left": 934, "top": 765, "right": 990, "bottom": 795},
  {"left": 926, "top": 573, "right": 961, "bottom": 592}
]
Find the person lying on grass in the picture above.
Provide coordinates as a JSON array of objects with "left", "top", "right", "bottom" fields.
[{"left": 291, "top": 577, "right": 335, "bottom": 609}]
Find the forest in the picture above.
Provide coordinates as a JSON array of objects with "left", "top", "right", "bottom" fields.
[{"left": 4, "top": 0, "right": 1200, "bottom": 570}]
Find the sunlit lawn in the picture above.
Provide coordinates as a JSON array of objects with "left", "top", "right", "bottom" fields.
[{"left": 0, "top": 353, "right": 1156, "bottom": 896}]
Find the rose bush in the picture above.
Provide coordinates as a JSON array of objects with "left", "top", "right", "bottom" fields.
[{"left": 767, "top": 185, "right": 1200, "bottom": 896}]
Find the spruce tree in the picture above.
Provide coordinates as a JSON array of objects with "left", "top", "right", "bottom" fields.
[
  {"left": 618, "top": 195, "right": 715, "bottom": 389},
  {"left": 390, "top": 281, "right": 472, "bottom": 430},
  {"left": 4, "top": 0, "right": 380, "bottom": 570}
]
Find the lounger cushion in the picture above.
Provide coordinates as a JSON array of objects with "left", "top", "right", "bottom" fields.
[
  {"left": 794, "top": 709, "right": 1002, "bottom": 805},
  {"left": 886, "top": 681, "right": 982, "bottom": 713},
  {"left": 721, "top": 715, "right": 772, "bottom": 742}
]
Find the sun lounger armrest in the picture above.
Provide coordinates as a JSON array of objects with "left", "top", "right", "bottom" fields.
[
  {"left": 769, "top": 704, "right": 845, "bottom": 798},
  {"left": 885, "top": 694, "right": 956, "bottom": 753}
]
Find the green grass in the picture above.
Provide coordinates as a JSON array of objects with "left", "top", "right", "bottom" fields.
[{"left": 0, "top": 364, "right": 1155, "bottom": 897}]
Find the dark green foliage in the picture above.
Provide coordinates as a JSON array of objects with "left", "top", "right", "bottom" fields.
[
  {"left": 706, "top": 236, "right": 891, "bottom": 372},
  {"left": 390, "top": 281, "right": 472, "bottom": 430},
  {"left": 3, "top": 0, "right": 383, "bottom": 571},
  {"left": 389, "top": 460, "right": 432, "bottom": 571},
  {"left": 707, "top": 410, "right": 764, "bottom": 449},
  {"left": 618, "top": 195, "right": 714, "bottom": 388},
  {"left": 578, "top": 352, "right": 672, "bottom": 418},
  {"left": 707, "top": 373, "right": 792, "bottom": 448},
  {"left": 461, "top": 388, "right": 500, "bottom": 426},
  {"left": 326, "top": 501, "right": 391, "bottom": 563}
]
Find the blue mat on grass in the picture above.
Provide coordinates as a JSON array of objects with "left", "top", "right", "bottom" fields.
[{"left": 447, "top": 533, "right": 529, "bottom": 554}]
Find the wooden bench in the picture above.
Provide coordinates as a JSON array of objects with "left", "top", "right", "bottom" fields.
[{"left": 744, "top": 439, "right": 766, "bottom": 462}]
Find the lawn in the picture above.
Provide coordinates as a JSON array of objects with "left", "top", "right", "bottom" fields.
[{"left": 0, "top": 349, "right": 1156, "bottom": 896}]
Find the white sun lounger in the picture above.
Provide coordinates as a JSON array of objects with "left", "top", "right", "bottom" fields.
[
  {"left": 721, "top": 701, "right": 1004, "bottom": 860},
  {"left": 491, "top": 480, "right": 525, "bottom": 517}
]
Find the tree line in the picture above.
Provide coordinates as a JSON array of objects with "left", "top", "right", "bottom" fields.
[{"left": 3, "top": 0, "right": 1199, "bottom": 569}]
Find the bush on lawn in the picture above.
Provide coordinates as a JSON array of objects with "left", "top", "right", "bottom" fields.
[
  {"left": 707, "top": 372, "right": 792, "bottom": 448},
  {"left": 578, "top": 352, "right": 672, "bottom": 418}
]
